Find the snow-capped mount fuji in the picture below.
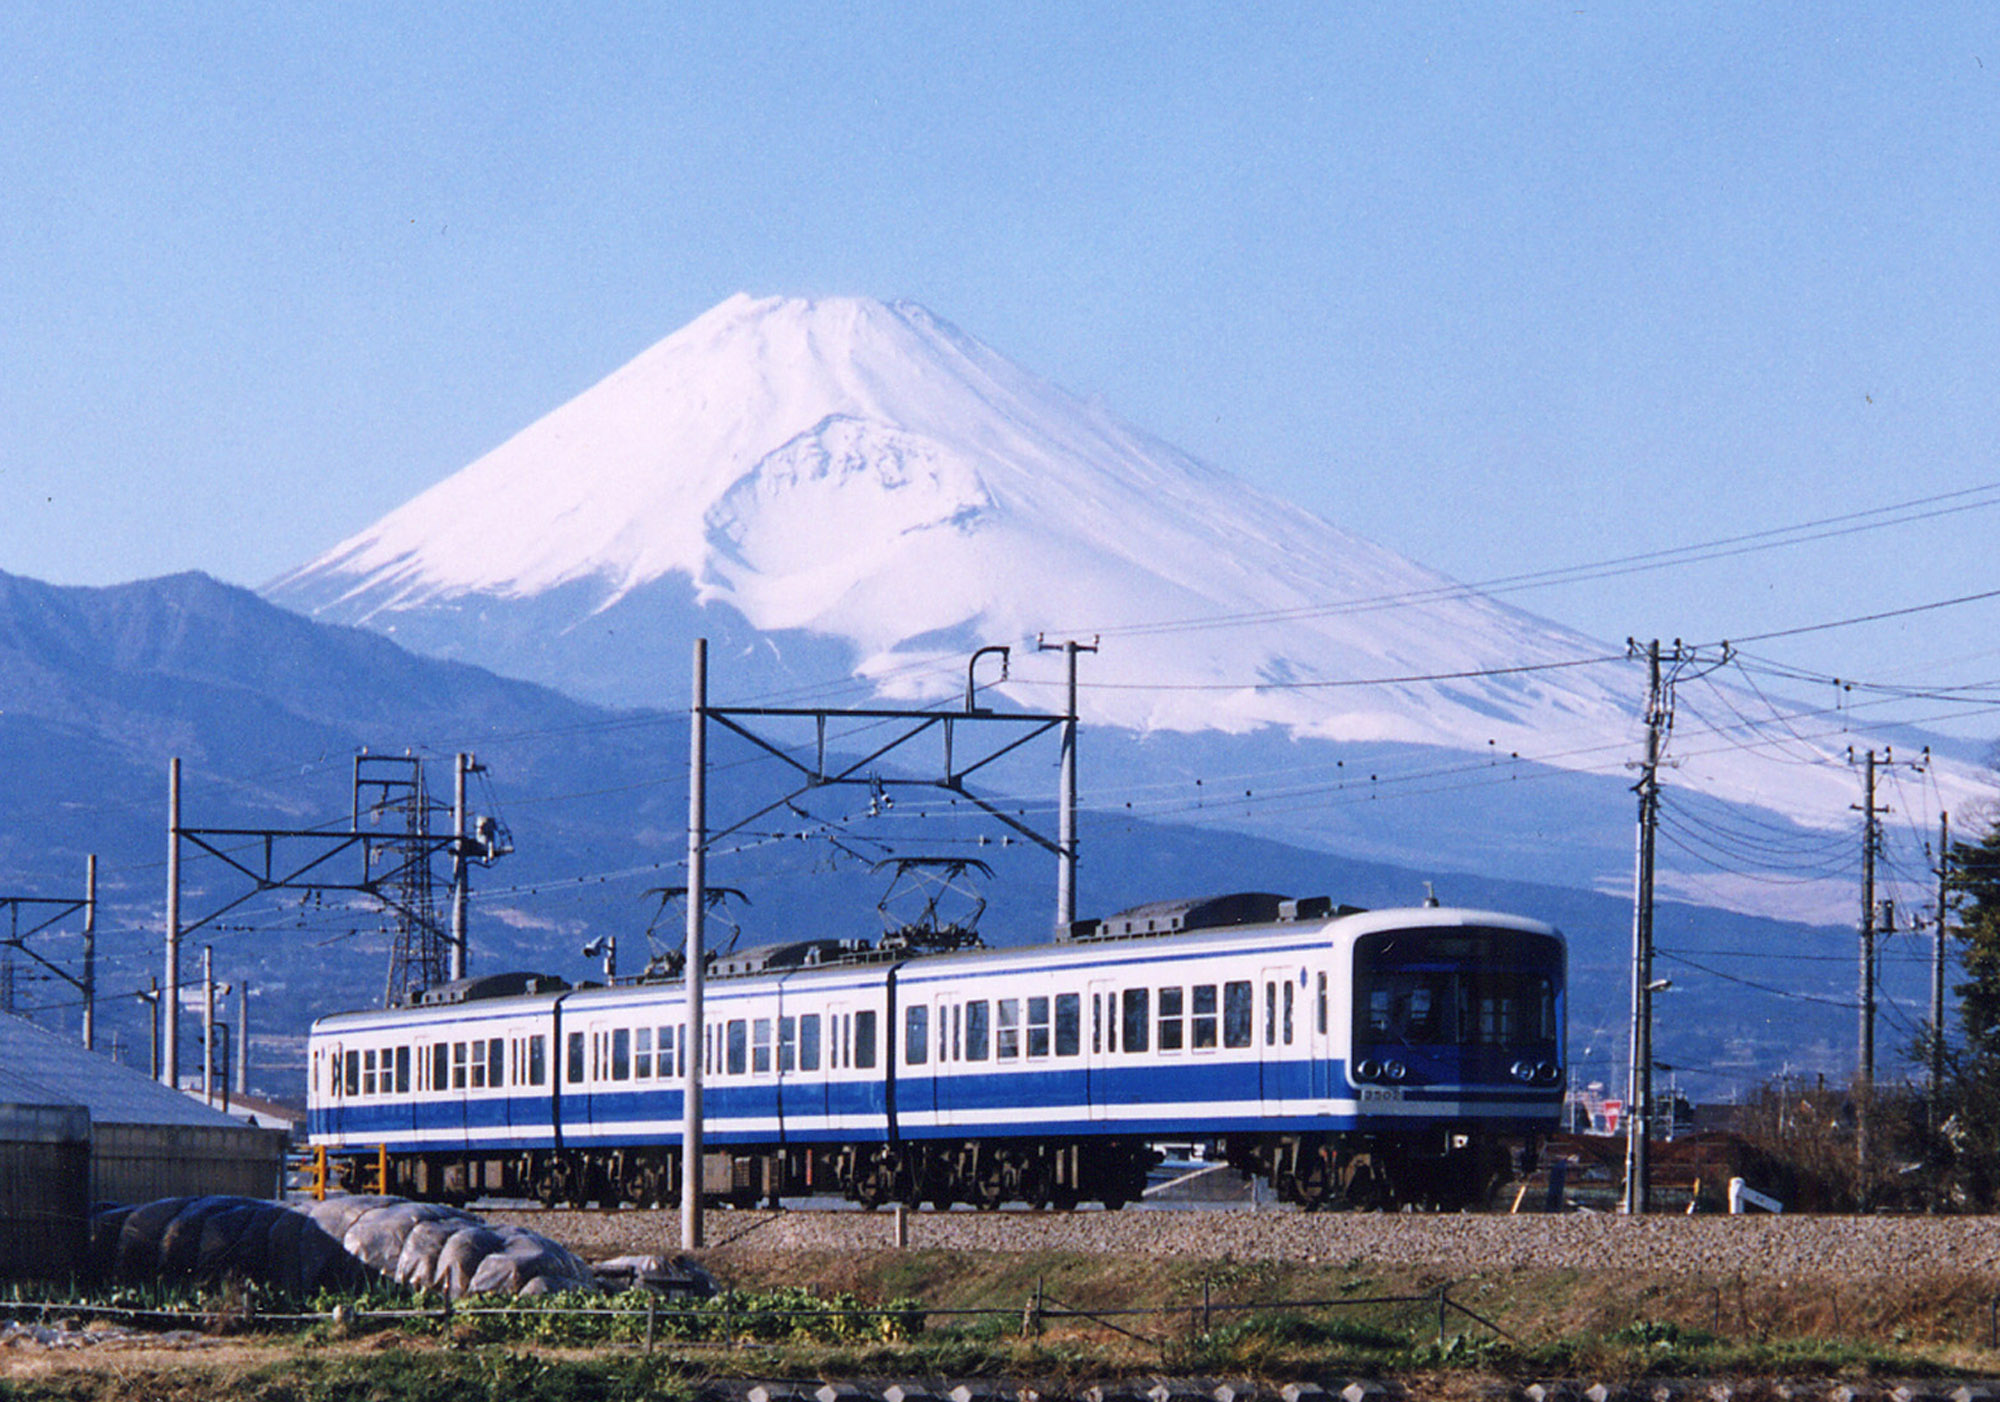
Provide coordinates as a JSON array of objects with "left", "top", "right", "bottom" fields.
[{"left": 272, "top": 293, "right": 1635, "bottom": 753}]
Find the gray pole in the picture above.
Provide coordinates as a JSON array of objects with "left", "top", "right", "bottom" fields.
[
  {"left": 202, "top": 944, "right": 215, "bottom": 1106},
  {"left": 1858, "top": 747, "right": 1878, "bottom": 1197},
  {"left": 1057, "top": 640, "right": 1078, "bottom": 930},
  {"left": 236, "top": 980, "right": 250, "bottom": 1101},
  {"left": 1933, "top": 810, "right": 1950, "bottom": 1109},
  {"left": 147, "top": 977, "right": 159, "bottom": 1081},
  {"left": 682, "top": 638, "right": 708, "bottom": 1251},
  {"left": 164, "top": 757, "right": 181, "bottom": 1088},
  {"left": 81, "top": 854, "right": 96, "bottom": 1051},
  {"left": 1624, "top": 639, "right": 1661, "bottom": 1215},
  {"left": 450, "top": 752, "right": 470, "bottom": 983}
]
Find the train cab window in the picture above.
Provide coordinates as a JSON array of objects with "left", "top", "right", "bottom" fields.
[
  {"left": 527, "top": 1035, "right": 547, "bottom": 1086},
  {"left": 906, "top": 1005, "right": 929, "bottom": 1065},
  {"left": 1224, "top": 981, "right": 1253, "bottom": 1047},
  {"left": 752, "top": 1018, "right": 773, "bottom": 1074},
  {"left": 1317, "top": 972, "right": 1329, "bottom": 1036},
  {"left": 453, "top": 1041, "right": 470, "bottom": 1089},
  {"left": 396, "top": 1045, "right": 412, "bottom": 1094},
  {"left": 1055, "top": 993, "right": 1080, "bottom": 1056},
  {"left": 1283, "top": 981, "right": 1295, "bottom": 1046},
  {"left": 1192, "top": 985, "right": 1218, "bottom": 1050},
  {"left": 1157, "top": 987, "right": 1185, "bottom": 1052},
  {"left": 726, "top": 1020, "right": 748, "bottom": 1076},
  {"left": 964, "top": 1001, "right": 990, "bottom": 1061},
  {"left": 1027, "top": 997, "right": 1051, "bottom": 1058},
  {"left": 798, "top": 1014, "right": 819, "bottom": 1072},
  {"left": 566, "top": 1031, "right": 585, "bottom": 1084},
  {"left": 611, "top": 1028, "right": 631, "bottom": 1081},
  {"left": 778, "top": 1016, "right": 796, "bottom": 1073},
  {"left": 996, "top": 998, "right": 1021, "bottom": 1059},
  {"left": 344, "top": 1050, "right": 360, "bottom": 1097},
  {"left": 1121, "top": 988, "right": 1150, "bottom": 1053},
  {"left": 854, "top": 1010, "right": 878, "bottom": 1069}
]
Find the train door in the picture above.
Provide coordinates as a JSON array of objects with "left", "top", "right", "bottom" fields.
[
  {"left": 1308, "top": 966, "right": 1332, "bottom": 1105},
  {"left": 823, "top": 1000, "right": 847, "bottom": 1128},
  {"left": 1086, "top": 978, "right": 1118, "bottom": 1119},
  {"left": 1258, "top": 966, "right": 1295, "bottom": 1116}
]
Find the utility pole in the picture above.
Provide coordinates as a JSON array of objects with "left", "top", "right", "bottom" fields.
[
  {"left": 1933, "top": 810, "right": 1951, "bottom": 1112},
  {"left": 683, "top": 637, "right": 707, "bottom": 1253},
  {"left": 202, "top": 945, "right": 216, "bottom": 1106},
  {"left": 1625, "top": 639, "right": 1664, "bottom": 1216},
  {"left": 81, "top": 855, "right": 96, "bottom": 1050},
  {"left": 1859, "top": 748, "right": 1881, "bottom": 1100},
  {"left": 236, "top": 980, "right": 250, "bottom": 1101}
]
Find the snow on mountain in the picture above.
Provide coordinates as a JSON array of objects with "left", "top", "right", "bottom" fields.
[
  {"left": 267, "top": 294, "right": 1979, "bottom": 919},
  {"left": 276, "top": 296, "right": 1624, "bottom": 735}
]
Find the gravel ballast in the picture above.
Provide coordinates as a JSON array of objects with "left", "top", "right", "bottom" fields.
[{"left": 486, "top": 1206, "right": 2000, "bottom": 1277}]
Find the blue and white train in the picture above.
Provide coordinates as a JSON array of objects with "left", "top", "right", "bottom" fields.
[{"left": 306, "top": 892, "right": 1565, "bottom": 1211}]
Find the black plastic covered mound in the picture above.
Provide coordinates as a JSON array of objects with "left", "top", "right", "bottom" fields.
[{"left": 89, "top": 1195, "right": 367, "bottom": 1296}]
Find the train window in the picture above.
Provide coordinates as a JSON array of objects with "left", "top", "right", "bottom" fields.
[
  {"left": 752, "top": 1019, "right": 773, "bottom": 1074},
  {"left": 778, "top": 1016, "right": 795, "bottom": 1073},
  {"left": 609, "top": 1028, "right": 630, "bottom": 1081},
  {"left": 1091, "top": 994, "right": 1102, "bottom": 1054},
  {"left": 344, "top": 1050, "right": 360, "bottom": 1097},
  {"left": 1283, "top": 981, "right": 1295, "bottom": 1045},
  {"left": 726, "top": 1020, "right": 748, "bottom": 1076},
  {"left": 1122, "top": 988, "right": 1149, "bottom": 1053},
  {"left": 707, "top": 1025, "right": 717, "bottom": 1075},
  {"left": 361, "top": 1049, "right": 377, "bottom": 1095},
  {"left": 634, "top": 1028, "right": 653, "bottom": 1078},
  {"left": 906, "top": 1005, "right": 929, "bottom": 1065},
  {"left": 1224, "top": 981, "right": 1253, "bottom": 1047},
  {"left": 996, "top": 999, "right": 1021, "bottom": 1059},
  {"left": 396, "top": 1046, "right": 411, "bottom": 1094},
  {"left": 1317, "top": 972, "right": 1328, "bottom": 1036},
  {"left": 489, "top": 1037, "right": 504, "bottom": 1085},
  {"left": 567, "top": 1031, "right": 585, "bottom": 1084},
  {"left": 939, "top": 1005, "right": 949, "bottom": 1062},
  {"left": 1264, "top": 982, "right": 1277, "bottom": 1046},
  {"left": 453, "top": 1042, "right": 469, "bottom": 1090},
  {"left": 965, "top": 1001, "right": 990, "bottom": 1060},
  {"left": 1027, "top": 997, "right": 1051, "bottom": 1058},
  {"left": 528, "top": 1035, "right": 547, "bottom": 1086},
  {"left": 470, "top": 1040, "right": 488, "bottom": 1089},
  {"left": 1055, "top": 993, "right": 1080, "bottom": 1056},
  {"left": 434, "top": 1043, "right": 450, "bottom": 1091},
  {"left": 1157, "top": 987, "right": 1185, "bottom": 1052},
  {"left": 1192, "top": 985, "right": 1218, "bottom": 1050},
  {"left": 854, "top": 1010, "right": 877, "bottom": 1069},
  {"left": 798, "top": 1015, "right": 820, "bottom": 1072}
]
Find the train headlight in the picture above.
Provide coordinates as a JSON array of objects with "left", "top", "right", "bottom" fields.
[
  {"left": 1354, "top": 1058, "right": 1381, "bottom": 1083},
  {"left": 1511, "top": 1059, "right": 1538, "bottom": 1083},
  {"left": 1537, "top": 1061, "right": 1562, "bottom": 1085},
  {"left": 1384, "top": 1060, "right": 1408, "bottom": 1082}
]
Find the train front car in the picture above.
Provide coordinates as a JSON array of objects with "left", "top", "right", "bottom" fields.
[{"left": 1328, "top": 908, "right": 1565, "bottom": 1208}]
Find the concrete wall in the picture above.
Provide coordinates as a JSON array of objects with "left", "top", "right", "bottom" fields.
[
  {"left": 93, "top": 1121, "right": 291, "bottom": 1206},
  {"left": 0, "top": 1104, "right": 92, "bottom": 1283}
]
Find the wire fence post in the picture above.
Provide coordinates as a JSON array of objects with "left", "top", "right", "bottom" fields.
[
  {"left": 1436, "top": 1284, "right": 1448, "bottom": 1348},
  {"left": 645, "top": 1294, "right": 656, "bottom": 1354},
  {"left": 1203, "top": 1277, "right": 1211, "bottom": 1335}
]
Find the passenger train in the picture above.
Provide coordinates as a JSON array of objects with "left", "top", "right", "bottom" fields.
[{"left": 306, "top": 892, "right": 1565, "bottom": 1211}]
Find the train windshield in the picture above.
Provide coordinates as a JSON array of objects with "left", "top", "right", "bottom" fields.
[{"left": 1353, "top": 927, "right": 1561, "bottom": 1049}]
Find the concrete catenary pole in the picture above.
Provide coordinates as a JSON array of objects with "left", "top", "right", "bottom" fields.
[
  {"left": 81, "top": 854, "right": 96, "bottom": 1051},
  {"left": 682, "top": 638, "right": 708, "bottom": 1251},
  {"left": 163, "top": 757, "right": 182, "bottom": 1088},
  {"left": 1623, "top": 640, "right": 1663, "bottom": 1215}
]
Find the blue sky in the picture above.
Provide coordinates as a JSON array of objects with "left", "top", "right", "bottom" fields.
[{"left": 6, "top": 4, "right": 2000, "bottom": 697}]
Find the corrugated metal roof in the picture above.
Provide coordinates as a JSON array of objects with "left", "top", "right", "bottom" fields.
[{"left": 0, "top": 1013, "right": 242, "bottom": 1128}]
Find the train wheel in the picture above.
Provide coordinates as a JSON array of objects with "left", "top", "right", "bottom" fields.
[
  {"left": 972, "top": 1171, "right": 1006, "bottom": 1210},
  {"left": 1289, "top": 1145, "right": 1335, "bottom": 1212},
  {"left": 1339, "top": 1152, "right": 1393, "bottom": 1211}
]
